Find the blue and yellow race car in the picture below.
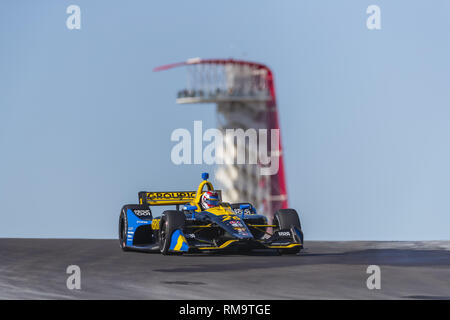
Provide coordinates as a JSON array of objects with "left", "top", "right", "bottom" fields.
[{"left": 119, "top": 173, "right": 303, "bottom": 255}]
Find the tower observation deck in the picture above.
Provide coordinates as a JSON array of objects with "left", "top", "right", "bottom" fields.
[{"left": 154, "top": 58, "right": 288, "bottom": 220}]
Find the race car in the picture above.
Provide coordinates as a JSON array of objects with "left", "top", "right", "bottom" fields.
[{"left": 118, "top": 173, "right": 304, "bottom": 255}]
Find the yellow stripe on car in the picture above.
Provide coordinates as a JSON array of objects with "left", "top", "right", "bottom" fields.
[
  {"left": 247, "top": 224, "right": 276, "bottom": 227},
  {"left": 197, "top": 240, "right": 238, "bottom": 250},
  {"left": 267, "top": 243, "right": 301, "bottom": 249},
  {"left": 174, "top": 234, "right": 187, "bottom": 251}
]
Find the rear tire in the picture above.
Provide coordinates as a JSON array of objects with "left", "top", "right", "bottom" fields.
[
  {"left": 119, "top": 207, "right": 129, "bottom": 251},
  {"left": 273, "top": 209, "right": 302, "bottom": 255},
  {"left": 159, "top": 210, "right": 186, "bottom": 255}
]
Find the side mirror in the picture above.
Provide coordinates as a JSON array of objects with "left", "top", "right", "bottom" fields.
[{"left": 184, "top": 205, "right": 197, "bottom": 211}]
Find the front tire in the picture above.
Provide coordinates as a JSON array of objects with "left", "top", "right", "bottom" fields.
[
  {"left": 273, "top": 208, "right": 302, "bottom": 255},
  {"left": 159, "top": 210, "right": 186, "bottom": 255}
]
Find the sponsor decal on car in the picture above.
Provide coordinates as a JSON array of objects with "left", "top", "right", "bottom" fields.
[
  {"left": 271, "top": 242, "right": 290, "bottom": 246},
  {"left": 134, "top": 209, "right": 151, "bottom": 217},
  {"left": 151, "top": 219, "right": 160, "bottom": 230},
  {"left": 230, "top": 221, "right": 244, "bottom": 227},
  {"left": 146, "top": 191, "right": 196, "bottom": 201}
]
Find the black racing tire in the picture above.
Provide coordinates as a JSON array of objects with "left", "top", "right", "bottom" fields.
[
  {"left": 273, "top": 208, "right": 302, "bottom": 255},
  {"left": 119, "top": 206, "right": 129, "bottom": 251},
  {"left": 274, "top": 208, "right": 301, "bottom": 230},
  {"left": 159, "top": 210, "right": 186, "bottom": 255}
]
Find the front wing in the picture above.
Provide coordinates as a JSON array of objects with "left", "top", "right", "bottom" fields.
[{"left": 166, "top": 225, "right": 303, "bottom": 253}]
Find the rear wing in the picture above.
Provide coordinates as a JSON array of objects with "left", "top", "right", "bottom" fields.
[{"left": 138, "top": 190, "right": 222, "bottom": 206}]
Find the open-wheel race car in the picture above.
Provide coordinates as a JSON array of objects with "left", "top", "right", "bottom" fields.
[{"left": 119, "top": 173, "right": 304, "bottom": 255}]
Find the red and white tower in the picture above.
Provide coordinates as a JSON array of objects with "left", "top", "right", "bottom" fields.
[{"left": 154, "top": 58, "right": 288, "bottom": 220}]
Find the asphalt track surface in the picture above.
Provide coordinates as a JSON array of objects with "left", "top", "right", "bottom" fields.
[{"left": 0, "top": 239, "right": 449, "bottom": 299}]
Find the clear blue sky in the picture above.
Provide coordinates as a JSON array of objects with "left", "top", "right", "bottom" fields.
[{"left": 1, "top": 1, "right": 449, "bottom": 240}]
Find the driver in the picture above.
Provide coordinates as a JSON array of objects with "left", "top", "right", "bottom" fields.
[{"left": 200, "top": 191, "right": 220, "bottom": 210}]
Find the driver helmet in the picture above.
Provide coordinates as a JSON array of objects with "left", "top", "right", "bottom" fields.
[{"left": 200, "top": 191, "right": 219, "bottom": 209}]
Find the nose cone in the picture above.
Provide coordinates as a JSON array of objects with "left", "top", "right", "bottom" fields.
[{"left": 224, "top": 220, "right": 254, "bottom": 239}]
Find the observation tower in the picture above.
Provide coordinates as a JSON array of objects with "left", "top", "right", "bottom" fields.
[{"left": 154, "top": 58, "right": 288, "bottom": 219}]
